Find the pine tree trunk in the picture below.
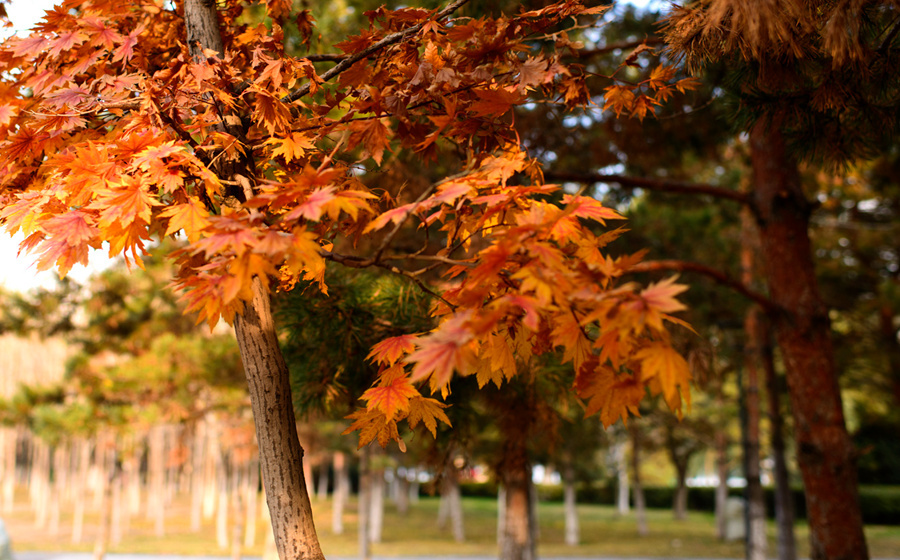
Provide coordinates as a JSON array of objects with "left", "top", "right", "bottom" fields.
[
  {"left": 629, "top": 423, "right": 648, "bottom": 537},
  {"left": 750, "top": 121, "right": 868, "bottom": 560},
  {"left": 760, "top": 318, "right": 797, "bottom": 560}
]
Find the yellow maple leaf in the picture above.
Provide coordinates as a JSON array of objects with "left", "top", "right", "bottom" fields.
[
  {"left": 636, "top": 342, "right": 692, "bottom": 412},
  {"left": 407, "top": 396, "right": 451, "bottom": 438}
]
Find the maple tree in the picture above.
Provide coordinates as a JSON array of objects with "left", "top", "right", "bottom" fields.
[{"left": 0, "top": 1, "right": 697, "bottom": 557}]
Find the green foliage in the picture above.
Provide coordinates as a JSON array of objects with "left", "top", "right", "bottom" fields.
[{"left": 276, "top": 264, "right": 433, "bottom": 416}]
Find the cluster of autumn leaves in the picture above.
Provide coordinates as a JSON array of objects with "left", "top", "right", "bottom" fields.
[{"left": 0, "top": 0, "right": 693, "bottom": 448}]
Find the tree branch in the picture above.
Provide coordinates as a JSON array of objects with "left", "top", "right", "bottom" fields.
[
  {"left": 628, "top": 259, "right": 777, "bottom": 313},
  {"left": 283, "top": 0, "right": 471, "bottom": 104},
  {"left": 574, "top": 37, "right": 665, "bottom": 58},
  {"left": 543, "top": 170, "right": 751, "bottom": 206}
]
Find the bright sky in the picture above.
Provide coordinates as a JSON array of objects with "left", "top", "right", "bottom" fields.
[{"left": 0, "top": 0, "right": 663, "bottom": 294}]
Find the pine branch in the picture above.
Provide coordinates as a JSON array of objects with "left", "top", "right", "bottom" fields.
[
  {"left": 628, "top": 259, "right": 776, "bottom": 312},
  {"left": 283, "top": 0, "right": 471, "bottom": 104},
  {"left": 543, "top": 170, "right": 751, "bottom": 206}
]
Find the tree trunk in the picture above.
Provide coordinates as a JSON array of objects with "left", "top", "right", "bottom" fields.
[
  {"left": 499, "top": 463, "right": 535, "bottom": 560},
  {"left": 244, "top": 457, "right": 260, "bottom": 548},
  {"left": 611, "top": 430, "right": 629, "bottom": 516},
  {"left": 715, "top": 430, "right": 730, "bottom": 541},
  {"left": 750, "top": 120, "right": 868, "bottom": 560},
  {"left": 72, "top": 438, "right": 91, "bottom": 544},
  {"left": 368, "top": 458, "right": 384, "bottom": 544},
  {"left": 358, "top": 446, "right": 371, "bottom": 560},
  {"left": 629, "top": 423, "right": 648, "bottom": 537},
  {"left": 562, "top": 464, "right": 579, "bottom": 546},
  {"left": 316, "top": 461, "right": 330, "bottom": 501},
  {"left": 761, "top": 318, "right": 797, "bottom": 560},
  {"left": 673, "top": 461, "right": 688, "bottom": 521},
  {"left": 741, "top": 217, "right": 768, "bottom": 560},
  {"left": 332, "top": 451, "right": 349, "bottom": 535}
]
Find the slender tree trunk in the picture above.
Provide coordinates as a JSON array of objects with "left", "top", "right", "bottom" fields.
[
  {"left": 181, "top": 0, "right": 323, "bottom": 555},
  {"left": 149, "top": 425, "right": 166, "bottom": 537},
  {"left": 673, "top": 461, "right": 688, "bottom": 521},
  {"left": 316, "top": 461, "right": 330, "bottom": 501},
  {"left": 244, "top": 457, "right": 260, "bottom": 548},
  {"left": 234, "top": 278, "right": 324, "bottom": 560},
  {"left": 217, "top": 454, "right": 230, "bottom": 550},
  {"left": 629, "top": 423, "right": 648, "bottom": 537},
  {"left": 715, "top": 430, "right": 730, "bottom": 540},
  {"left": 760, "top": 318, "right": 797, "bottom": 560},
  {"left": 2, "top": 428, "right": 15, "bottom": 514},
  {"left": 358, "top": 446, "right": 371, "bottom": 560},
  {"left": 562, "top": 463, "right": 579, "bottom": 545},
  {"left": 750, "top": 120, "right": 868, "bottom": 560},
  {"left": 741, "top": 217, "right": 768, "bottom": 560},
  {"left": 368, "top": 456, "right": 384, "bottom": 544},
  {"left": 92, "top": 435, "right": 116, "bottom": 560},
  {"left": 395, "top": 469, "right": 410, "bottom": 515},
  {"left": 72, "top": 438, "right": 90, "bottom": 544},
  {"left": 191, "top": 420, "right": 206, "bottom": 532},
  {"left": 611, "top": 429, "right": 629, "bottom": 516},
  {"left": 332, "top": 451, "right": 348, "bottom": 535}
]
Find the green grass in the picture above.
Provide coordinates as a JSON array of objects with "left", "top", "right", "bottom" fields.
[{"left": 5, "top": 492, "right": 900, "bottom": 558}]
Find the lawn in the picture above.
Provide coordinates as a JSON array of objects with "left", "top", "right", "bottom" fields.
[{"left": 4, "top": 492, "right": 899, "bottom": 558}]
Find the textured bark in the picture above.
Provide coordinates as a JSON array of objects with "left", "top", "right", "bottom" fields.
[
  {"left": 235, "top": 277, "right": 325, "bottom": 560},
  {"left": 182, "top": 1, "right": 324, "bottom": 557},
  {"left": 184, "top": 0, "right": 224, "bottom": 59},
  {"left": 760, "top": 318, "right": 797, "bottom": 560},
  {"left": 750, "top": 120, "right": 868, "bottom": 560}
]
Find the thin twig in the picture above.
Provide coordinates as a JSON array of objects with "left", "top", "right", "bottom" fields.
[
  {"left": 628, "top": 259, "right": 777, "bottom": 313},
  {"left": 282, "top": 0, "right": 471, "bottom": 104},
  {"left": 543, "top": 170, "right": 751, "bottom": 206}
]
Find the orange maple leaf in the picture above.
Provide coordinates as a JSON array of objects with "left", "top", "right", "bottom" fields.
[
  {"left": 367, "top": 334, "right": 418, "bottom": 366},
  {"left": 361, "top": 366, "right": 420, "bottom": 419},
  {"left": 159, "top": 198, "right": 210, "bottom": 243},
  {"left": 575, "top": 362, "right": 645, "bottom": 428}
]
